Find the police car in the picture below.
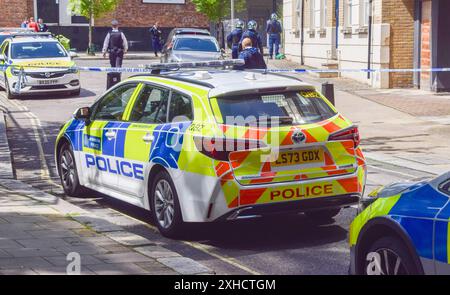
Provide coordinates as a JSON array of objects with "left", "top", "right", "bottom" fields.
[
  {"left": 349, "top": 172, "right": 450, "bottom": 275},
  {"left": 55, "top": 61, "right": 367, "bottom": 238},
  {"left": 0, "top": 32, "right": 80, "bottom": 99}
]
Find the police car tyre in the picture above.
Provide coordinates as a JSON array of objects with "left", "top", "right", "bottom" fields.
[
  {"left": 58, "top": 142, "right": 85, "bottom": 197},
  {"left": 5, "top": 77, "right": 16, "bottom": 100},
  {"left": 150, "top": 170, "right": 184, "bottom": 238},
  {"left": 362, "top": 236, "right": 420, "bottom": 275},
  {"left": 304, "top": 208, "right": 341, "bottom": 221}
]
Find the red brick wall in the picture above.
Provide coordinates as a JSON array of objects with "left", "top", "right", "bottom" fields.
[
  {"left": 0, "top": 0, "right": 34, "bottom": 27},
  {"left": 96, "top": 0, "right": 209, "bottom": 28}
]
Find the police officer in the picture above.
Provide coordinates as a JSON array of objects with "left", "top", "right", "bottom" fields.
[
  {"left": 226, "top": 20, "right": 244, "bottom": 59},
  {"left": 149, "top": 22, "right": 162, "bottom": 57},
  {"left": 266, "top": 13, "right": 282, "bottom": 59},
  {"left": 102, "top": 20, "right": 129, "bottom": 68},
  {"left": 235, "top": 37, "right": 267, "bottom": 70},
  {"left": 239, "top": 20, "right": 264, "bottom": 55}
]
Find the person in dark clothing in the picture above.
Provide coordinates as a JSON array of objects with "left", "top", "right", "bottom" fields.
[
  {"left": 38, "top": 18, "right": 48, "bottom": 32},
  {"left": 266, "top": 13, "right": 282, "bottom": 59},
  {"left": 235, "top": 37, "right": 267, "bottom": 70},
  {"left": 226, "top": 20, "right": 244, "bottom": 59},
  {"left": 149, "top": 22, "right": 162, "bottom": 57},
  {"left": 239, "top": 20, "right": 264, "bottom": 55},
  {"left": 102, "top": 20, "right": 128, "bottom": 68}
]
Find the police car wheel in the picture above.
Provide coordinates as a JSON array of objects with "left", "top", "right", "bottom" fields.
[
  {"left": 305, "top": 208, "right": 341, "bottom": 221},
  {"left": 150, "top": 170, "right": 184, "bottom": 238},
  {"left": 5, "top": 77, "right": 16, "bottom": 100},
  {"left": 59, "top": 143, "right": 84, "bottom": 197},
  {"left": 362, "top": 236, "right": 420, "bottom": 275}
]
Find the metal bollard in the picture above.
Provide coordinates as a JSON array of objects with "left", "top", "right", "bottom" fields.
[{"left": 322, "top": 82, "right": 335, "bottom": 106}]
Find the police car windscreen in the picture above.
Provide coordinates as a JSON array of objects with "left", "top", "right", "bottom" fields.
[
  {"left": 174, "top": 38, "right": 219, "bottom": 52},
  {"left": 0, "top": 36, "right": 7, "bottom": 45},
  {"left": 11, "top": 42, "right": 68, "bottom": 59},
  {"left": 215, "top": 92, "right": 337, "bottom": 126}
]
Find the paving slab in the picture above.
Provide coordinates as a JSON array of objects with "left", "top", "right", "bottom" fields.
[{"left": 157, "top": 257, "right": 213, "bottom": 275}]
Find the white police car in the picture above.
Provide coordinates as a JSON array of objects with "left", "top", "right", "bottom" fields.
[{"left": 0, "top": 32, "right": 80, "bottom": 99}]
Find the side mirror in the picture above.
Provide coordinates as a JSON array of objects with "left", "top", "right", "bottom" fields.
[
  {"left": 74, "top": 107, "right": 91, "bottom": 121},
  {"left": 0, "top": 54, "right": 5, "bottom": 63}
]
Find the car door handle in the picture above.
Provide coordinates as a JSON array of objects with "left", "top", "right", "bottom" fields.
[
  {"left": 105, "top": 130, "right": 116, "bottom": 139},
  {"left": 142, "top": 133, "right": 154, "bottom": 143}
]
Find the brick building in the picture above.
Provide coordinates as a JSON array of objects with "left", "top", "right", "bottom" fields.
[
  {"left": 282, "top": 0, "right": 450, "bottom": 91},
  {"left": 0, "top": 0, "right": 209, "bottom": 51}
]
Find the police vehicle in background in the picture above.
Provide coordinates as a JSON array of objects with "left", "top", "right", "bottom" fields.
[
  {"left": 162, "top": 35, "right": 223, "bottom": 63},
  {"left": 55, "top": 60, "right": 366, "bottom": 238},
  {"left": 350, "top": 172, "right": 450, "bottom": 275},
  {"left": 0, "top": 32, "right": 80, "bottom": 99}
]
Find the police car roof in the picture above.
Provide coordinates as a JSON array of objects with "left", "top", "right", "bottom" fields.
[
  {"left": 7, "top": 36, "right": 58, "bottom": 43},
  {"left": 135, "top": 70, "right": 314, "bottom": 97},
  {"left": 174, "top": 28, "right": 210, "bottom": 35}
]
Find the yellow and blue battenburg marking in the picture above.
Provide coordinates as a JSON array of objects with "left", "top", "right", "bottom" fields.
[{"left": 350, "top": 182, "right": 450, "bottom": 265}]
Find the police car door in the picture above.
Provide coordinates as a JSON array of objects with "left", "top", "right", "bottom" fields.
[
  {"left": 435, "top": 179, "right": 450, "bottom": 274},
  {"left": 115, "top": 83, "right": 171, "bottom": 197},
  {"left": 82, "top": 82, "right": 140, "bottom": 191}
]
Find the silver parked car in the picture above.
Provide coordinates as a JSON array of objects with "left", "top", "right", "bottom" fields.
[{"left": 162, "top": 35, "right": 223, "bottom": 63}]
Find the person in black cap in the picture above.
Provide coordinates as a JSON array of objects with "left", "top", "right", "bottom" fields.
[{"left": 102, "top": 20, "right": 129, "bottom": 68}]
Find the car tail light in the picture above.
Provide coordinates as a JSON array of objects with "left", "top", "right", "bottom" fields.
[
  {"left": 193, "top": 136, "right": 266, "bottom": 161},
  {"left": 328, "top": 126, "right": 360, "bottom": 147}
]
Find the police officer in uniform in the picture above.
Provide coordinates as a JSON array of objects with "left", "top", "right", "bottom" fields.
[
  {"left": 235, "top": 37, "right": 267, "bottom": 70},
  {"left": 149, "top": 22, "right": 162, "bottom": 57},
  {"left": 239, "top": 20, "right": 264, "bottom": 55},
  {"left": 102, "top": 20, "right": 129, "bottom": 68},
  {"left": 266, "top": 13, "right": 282, "bottom": 59},
  {"left": 226, "top": 20, "right": 244, "bottom": 59}
]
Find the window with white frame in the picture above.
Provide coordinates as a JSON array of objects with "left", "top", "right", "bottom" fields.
[
  {"left": 345, "top": 0, "right": 370, "bottom": 27},
  {"left": 295, "top": 0, "right": 302, "bottom": 32},
  {"left": 311, "top": 0, "right": 327, "bottom": 29},
  {"left": 362, "top": 0, "right": 370, "bottom": 26}
]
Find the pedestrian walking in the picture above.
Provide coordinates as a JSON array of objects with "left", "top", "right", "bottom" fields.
[
  {"left": 149, "top": 22, "right": 162, "bottom": 57},
  {"left": 239, "top": 20, "right": 264, "bottom": 55},
  {"left": 38, "top": 18, "right": 49, "bottom": 32},
  {"left": 102, "top": 20, "right": 128, "bottom": 68},
  {"left": 235, "top": 37, "right": 267, "bottom": 70},
  {"left": 226, "top": 20, "right": 244, "bottom": 59},
  {"left": 20, "top": 18, "right": 29, "bottom": 28},
  {"left": 266, "top": 13, "right": 282, "bottom": 59},
  {"left": 28, "top": 17, "right": 39, "bottom": 32}
]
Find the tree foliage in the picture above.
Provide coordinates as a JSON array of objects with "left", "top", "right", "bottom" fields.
[
  {"left": 192, "top": 0, "right": 247, "bottom": 22},
  {"left": 68, "top": 0, "right": 121, "bottom": 19}
]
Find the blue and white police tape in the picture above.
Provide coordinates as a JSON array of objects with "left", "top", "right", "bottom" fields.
[{"left": 2, "top": 64, "right": 450, "bottom": 74}]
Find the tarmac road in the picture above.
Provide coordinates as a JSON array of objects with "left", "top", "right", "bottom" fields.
[{"left": 0, "top": 58, "right": 435, "bottom": 275}]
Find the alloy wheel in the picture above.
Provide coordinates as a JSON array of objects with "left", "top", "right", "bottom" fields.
[
  {"left": 367, "top": 248, "right": 409, "bottom": 275},
  {"left": 154, "top": 179, "right": 175, "bottom": 229},
  {"left": 60, "top": 149, "right": 75, "bottom": 190}
]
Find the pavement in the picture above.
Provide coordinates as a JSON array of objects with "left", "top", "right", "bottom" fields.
[{"left": 0, "top": 111, "right": 212, "bottom": 275}]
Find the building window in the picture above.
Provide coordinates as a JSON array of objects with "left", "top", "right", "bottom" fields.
[
  {"left": 295, "top": 0, "right": 302, "bottom": 32},
  {"left": 345, "top": 0, "right": 370, "bottom": 27},
  {"left": 311, "top": 0, "right": 327, "bottom": 29}
]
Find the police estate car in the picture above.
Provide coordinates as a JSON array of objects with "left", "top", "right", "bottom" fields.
[
  {"left": 0, "top": 32, "right": 80, "bottom": 99},
  {"left": 350, "top": 172, "right": 450, "bottom": 275},
  {"left": 55, "top": 62, "right": 366, "bottom": 237}
]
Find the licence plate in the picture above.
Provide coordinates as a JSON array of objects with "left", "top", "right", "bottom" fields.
[
  {"left": 38, "top": 79, "right": 58, "bottom": 85},
  {"left": 272, "top": 148, "right": 324, "bottom": 167}
]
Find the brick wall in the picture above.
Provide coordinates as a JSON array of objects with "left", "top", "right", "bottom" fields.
[
  {"left": 0, "top": 0, "right": 33, "bottom": 27},
  {"left": 382, "top": 0, "right": 415, "bottom": 88},
  {"left": 96, "top": 0, "right": 209, "bottom": 28},
  {"left": 420, "top": 0, "right": 432, "bottom": 89}
]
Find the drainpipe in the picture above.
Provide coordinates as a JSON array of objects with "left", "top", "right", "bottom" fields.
[
  {"left": 301, "top": 0, "right": 305, "bottom": 65},
  {"left": 367, "top": 0, "right": 373, "bottom": 79},
  {"left": 335, "top": 0, "right": 339, "bottom": 51}
]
